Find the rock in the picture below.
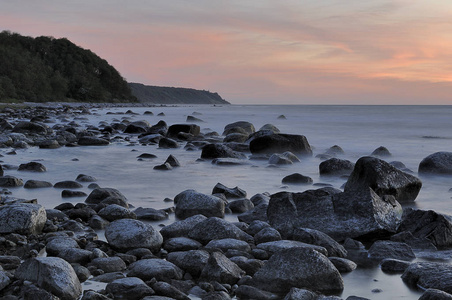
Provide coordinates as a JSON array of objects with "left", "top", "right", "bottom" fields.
[
  {"left": 106, "top": 277, "right": 154, "bottom": 300},
  {"left": 235, "top": 285, "right": 279, "bottom": 300},
  {"left": 167, "top": 124, "right": 200, "bottom": 138},
  {"left": 402, "top": 262, "right": 452, "bottom": 293},
  {"left": 344, "top": 156, "right": 422, "bottom": 202},
  {"left": 160, "top": 214, "right": 207, "bottom": 239},
  {"left": 224, "top": 133, "right": 249, "bottom": 143},
  {"left": 329, "top": 257, "right": 357, "bottom": 273},
  {"left": 247, "top": 220, "right": 271, "bottom": 235},
  {"left": 390, "top": 231, "right": 437, "bottom": 250},
  {"left": 267, "top": 187, "right": 402, "bottom": 241},
  {"left": 256, "top": 240, "right": 328, "bottom": 256},
  {"left": 13, "top": 121, "right": 49, "bottom": 135},
  {"left": 62, "top": 190, "right": 88, "bottom": 198},
  {"left": 254, "top": 227, "right": 282, "bottom": 244},
  {"left": 319, "top": 158, "right": 355, "bottom": 176},
  {"left": 154, "top": 163, "right": 173, "bottom": 170},
  {"left": 76, "top": 174, "right": 97, "bottom": 182},
  {"left": 187, "top": 115, "right": 204, "bottom": 123},
  {"left": 419, "top": 289, "right": 452, "bottom": 300},
  {"left": 0, "top": 270, "right": 11, "bottom": 292},
  {"left": 282, "top": 173, "right": 313, "bottom": 185},
  {"left": 174, "top": 190, "right": 225, "bottom": 219},
  {"left": 371, "top": 146, "right": 392, "bottom": 157},
  {"left": 151, "top": 281, "right": 190, "bottom": 300},
  {"left": 212, "top": 158, "right": 251, "bottom": 166},
  {"left": 54, "top": 180, "right": 83, "bottom": 189},
  {"left": 18, "top": 161, "right": 46, "bottom": 172},
  {"left": 380, "top": 258, "right": 411, "bottom": 273},
  {"left": 134, "top": 207, "right": 168, "bottom": 221},
  {"left": 204, "top": 238, "right": 251, "bottom": 253},
  {"left": 0, "top": 203, "right": 46, "bottom": 235},
  {"left": 163, "top": 237, "right": 202, "bottom": 252},
  {"left": 201, "top": 144, "right": 247, "bottom": 159},
  {"left": 124, "top": 123, "right": 149, "bottom": 134},
  {"left": 58, "top": 248, "right": 92, "bottom": 265},
  {"left": 292, "top": 227, "right": 347, "bottom": 257},
  {"left": 397, "top": 209, "right": 452, "bottom": 249},
  {"left": 78, "top": 136, "right": 109, "bottom": 146},
  {"left": 166, "top": 250, "right": 210, "bottom": 277},
  {"left": 223, "top": 121, "right": 255, "bottom": 136},
  {"left": 200, "top": 251, "right": 244, "bottom": 285},
  {"left": 165, "top": 155, "right": 181, "bottom": 167},
  {"left": 128, "top": 258, "right": 183, "bottom": 281},
  {"left": 159, "top": 137, "right": 179, "bottom": 149},
  {"left": 148, "top": 120, "right": 168, "bottom": 135},
  {"left": 249, "top": 134, "right": 313, "bottom": 156},
  {"left": 24, "top": 180, "right": 53, "bottom": 188},
  {"left": 227, "top": 199, "right": 254, "bottom": 213},
  {"left": 419, "top": 152, "right": 452, "bottom": 175},
  {"left": 98, "top": 204, "right": 136, "bottom": 221},
  {"left": 85, "top": 188, "right": 128, "bottom": 206},
  {"left": 368, "top": 240, "right": 415, "bottom": 261},
  {"left": 16, "top": 257, "right": 82, "bottom": 300},
  {"left": 139, "top": 134, "right": 163, "bottom": 144},
  {"left": 89, "top": 257, "right": 127, "bottom": 273},
  {"left": 46, "top": 236, "right": 80, "bottom": 256},
  {"left": 0, "top": 176, "right": 24, "bottom": 187},
  {"left": 188, "top": 217, "right": 253, "bottom": 245},
  {"left": 251, "top": 247, "right": 344, "bottom": 294},
  {"left": 202, "top": 291, "right": 232, "bottom": 300},
  {"left": 105, "top": 219, "right": 163, "bottom": 252},
  {"left": 92, "top": 272, "right": 125, "bottom": 283},
  {"left": 212, "top": 183, "right": 246, "bottom": 199},
  {"left": 238, "top": 203, "right": 268, "bottom": 223},
  {"left": 137, "top": 153, "right": 158, "bottom": 159}
]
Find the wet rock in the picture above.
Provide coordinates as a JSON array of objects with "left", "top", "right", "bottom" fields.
[
  {"left": 165, "top": 154, "right": 181, "bottom": 167},
  {"left": 329, "top": 257, "right": 357, "bottom": 273},
  {"left": 246, "top": 220, "right": 271, "bottom": 236},
  {"left": 292, "top": 227, "right": 347, "bottom": 258},
  {"left": 254, "top": 227, "right": 282, "bottom": 244},
  {"left": 163, "top": 237, "right": 202, "bottom": 252},
  {"left": 174, "top": 190, "right": 225, "bottom": 219},
  {"left": 200, "top": 251, "right": 244, "bottom": 285},
  {"left": 89, "top": 257, "right": 127, "bottom": 273},
  {"left": 0, "top": 270, "right": 10, "bottom": 292},
  {"left": 371, "top": 146, "right": 392, "bottom": 157},
  {"left": 46, "top": 236, "right": 80, "bottom": 256},
  {"left": 105, "top": 219, "right": 163, "bottom": 252},
  {"left": 18, "top": 161, "right": 46, "bottom": 172},
  {"left": 390, "top": 231, "right": 437, "bottom": 250},
  {"left": 154, "top": 163, "right": 173, "bottom": 170},
  {"left": 54, "top": 181, "right": 83, "bottom": 189},
  {"left": 159, "top": 137, "right": 179, "bottom": 149},
  {"left": 237, "top": 203, "right": 268, "bottom": 223},
  {"left": 223, "top": 121, "right": 255, "bottom": 136},
  {"left": 205, "top": 238, "right": 251, "bottom": 253},
  {"left": 106, "top": 277, "right": 154, "bottom": 300},
  {"left": 419, "top": 152, "right": 452, "bottom": 175},
  {"left": 167, "top": 124, "right": 200, "bottom": 138},
  {"left": 188, "top": 217, "right": 253, "bottom": 245},
  {"left": 81, "top": 290, "right": 110, "bottom": 300},
  {"left": 76, "top": 174, "right": 97, "bottom": 182},
  {"left": 224, "top": 133, "right": 249, "bottom": 143},
  {"left": 78, "top": 136, "right": 109, "bottom": 146},
  {"left": 201, "top": 144, "right": 247, "bottom": 159},
  {"left": 380, "top": 258, "right": 411, "bottom": 273},
  {"left": 16, "top": 257, "right": 82, "bottom": 300},
  {"left": 0, "top": 203, "right": 46, "bottom": 235},
  {"left": 137, "top": 153, "right": 158, "bottom": 159},
  {"left": 319, "top": 158, "right": 355, "bottom": 177},
  {"left": 13, "top": 121, "right": 49, "bottom": 135},
  {"left": 419, "top": 289, "right": 452, "bottom": 300},
  {"left": 166, "top": 250, "right": 210, "bottom": 277},
  {"left": 148, "top": 120, "right": 168, "bottom": 135},
  {"left": 234, "top": 285, "right": 279, "bottom": 300},
  {"left": 24, "top": 180, "right": 53, "bottom": 189},
  {"left": 160, "top": 214, "right": 207, "bottom": 239},
  {"left": 134, "top": 207, "right": 168, "bottom": 221},
  {"left": 58, "top": 248, "right": 92, "bottom": 265},
  {"left": 124, "top": 123, "right": 149, "bottom": 134},
  {"left": 0, "top": 176, "right": 24, "bottom": 187},
  {"left": 402, "top": 262, "right": 452, "bottom": 293},
  {"left": 139, "top": 134, "right": 163, "bottom": 144},
  {"left": 227, "top": 199, "right": 254, "bottom": 213},
  {"left": 344, "top": 156, "right": 422, "bottom": 202},
  {"left": 212, "top": 158, "right": 251, "bottom": 166},
  {"left": 98, "top": 204, "right": 136, "bottom": 221},
  {"left": 251, "top": 247, "right": 344, "bottom": 294},
  {"left": 85, "top": 188, "right": 128, "bottom": 206},
  {"left": 212, "top": 183, "right": 246, "bottom": 199},
  {"left": 249, "top": 134, "right": 313, "bottom": 156},
  {"left": 62, "top": 190, "right": 88, "bottom": 198},
  {"left": 128, "top": 258, "right": 183, "bottom": 281},
  {"left": 151, "top": 281, "right": 190, "bottom": 300},
  {"left": 257, "top": 240, "right": 327, "bottom": 257},
  {"left": 282, "top": 173, "right": 313, "bottom": 185}
]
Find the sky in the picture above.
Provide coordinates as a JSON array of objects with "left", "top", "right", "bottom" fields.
[{"left": 1, "top": 0, "right": 452, "bottom": 104}]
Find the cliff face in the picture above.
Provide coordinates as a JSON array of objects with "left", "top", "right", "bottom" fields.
[{"left": 129, "top": 83, "right": 230, "bottom": 105}]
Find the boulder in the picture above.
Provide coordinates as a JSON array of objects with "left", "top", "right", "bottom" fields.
[
  {"left": 419, "top": 289, "right": 452, "bottom": 300},
  {"left": 24, "top": 180, "right": 53, "bottom": 189},
  {"left": 204, "top": 238, "right": 251, "bottom": 253},
  {"left": 0, "top": 270, "right": 10, "bottom": 292},
  {"left": 160, "top": 214, "right": 207, "bottom": 239},
  {"left": 328, "top": 257, "right": 357, "bottom": 273},
  {"left": 235, "top": 285, "right": 279, "bottom": 300},
  {"left": 13, "top": 121, "right": 49, "bottom": 135},
  {"left": 223, "top": 121, "right": 255, "bottom": 135},
  {"left": 212, "top": 158, "right": 251, "bottom": 166},
  {"left": 163, "top": 237, "right": 202, "bottom": 252},
  {"left": 227, "top": 199, "right": 254, "bottom": 213},
  {"left": 105, "top": 219, "right": 163, "bottom": 252},
  {"left": 319, "top": 158, "right": 354, "bottom": 176},
  {"left": 281, "top": 173, "right": 313, "bottom": 185},
  {"left": 371, "top": 146, "right": 392, "bottom": 157},
  {"left": 249, "top": 134, "right": 313, "bottom": 156},
  {"left": 174, "top": 190, "right": 225, "bottom": 219},
  {"left": 154, "top": 163, "right": 173, "bottom": 170},
  {"left": 159, "top": 137, "right": 179, "bottom": 149},
  {"left": 128, "top": 259, "right": 183, "bottom": 281},
  {"left": 224, "top": 133, "right": 249, "bottom": 143},
  {"left": 419, "top": 152, "right": 452, "bottom": 175},
  {"left": 200, "top": 251, "right": 244, "bottom": 285},
  {"left": 98, "top": 204, "right": 136, "bottom": 221},
  {"left": 167, "top": 124, "right": 200, "bottom": 138},
  {"left": 76, "top": 174, "right": 97, "bottom": 182},
  {"left": 251, "top": 247, "right": 344, "bottom": 294},
  {"left": 256, "top": 240, "right": 327, "bottom": 257},
  {"left": 188, "top": 217, "right": 253, "bottom": 245},
  {"left": 238, "top": 203, "right": 268, "bottom": 223},
  {"left": 54, "top": 180, "right": 83, "bottom": 189},
  {"left": 212, "top": 183, "right": 246, "bottom": 199},
  {"left": 0, "top": 203, "right": 46, "bottom": 235},
  {"left": 254, "top": 227, "right": 282, "bottom": 244},
  {"left": 89, "top": 257, "right": 127, "bottom": 273},
  {"left": 85, "top": 188, "right": 128, "bottom": 206},
  {"left": 106, "top": 277, "right": 154, "bottom": 300},
  {"left": 16, "top": 257, "right": 82, "bottom": 300},
  {"left": 344, "top": 156, "right": 422, "bottom": 202},
  {"left": 148, "top": 120, "right": 168, "bottom": 135},
  {"left": 367, "top": 240, "right": 415, "bottom": 261},
  {"left": 0, "top": 175, "right": 24, "bottom": 187},
  {"left": 201, "top": 144, "right": 247, "bottom": 159},
  {"left": 62, "top": 190, "right": 88, "bottom": 198},
  {"left": 46, "top": 236, "right": 80, "bottom": 256},
  {"left": 166, "top": 250, "right": 210, "bottom": 277},
  {"left": 78, "top": 136, "right": 109, "bottom": 146},
  {"left": 151, "top": 281, "right": 190, "bottom": 300},
  {"left": 292, "top": 227, "right": 347, "bottom": 257},
  {"left": 402, "top": 262, "right": 452, "bottom": 293},
  {"left": 18, "top": 161, "right": 46, "bottom": 172},
  {"left": 380, "top": 258, "right": 411, "bottom": 273},
  {"left": 164, "top": 155, "right": 181, "bottom": 167},
  {"left": 134, "top": 207, "right": 168, "bottom": 221}
]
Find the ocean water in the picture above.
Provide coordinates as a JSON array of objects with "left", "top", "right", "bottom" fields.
[{"left": 2, "top": 104, "right": 452, "bottom": 299}]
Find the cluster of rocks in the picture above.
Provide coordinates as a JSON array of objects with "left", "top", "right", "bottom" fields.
[{"left": 0, "top": 106, "right": 452, "bottom": 299}]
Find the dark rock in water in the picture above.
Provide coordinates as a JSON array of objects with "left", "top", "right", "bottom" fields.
[
  {"left": 98, "top": 204, "right": 136, "bottom": 221},
  {"left": 124, "top": 123, "right": 148, "bottom": 134},
  {"left": 251, "top": 247, "right": 344, "bottom": 294},
  {"left": 256, "top": 240, "right": 327, "bottom": 256},
  {"left": 85, "top": 188, "right": 128, "bottom": 206},
  {"left": 0, "top": 203, "right": 46, "bottom": 235},
  {"left": 212, "top": 183, "right": 246, "bottom": 199},
  {"left": 76, "top": 174, "right": 97, "bottom": 182},
  {"left": 188, "top": 217, "right": 253, "bottom": 245},
  {"left": 16, "top": 257, "right": 82, "bottom": 300},
  {"left": 163, "top": 237, "right": 202, "bottom": 252},
  {"left": 344, "top": 156, "right": 422, "bottom": 202},
  {"left": 137, "top": 153, "right": 158, "bottom": 159},
  {"left": 325, "top": 145, "right": 345, "bottom": 156},
  {"left": 89, "top": 257, "right": 127, "bottom": 273},
  {"left": 390, "top": 231, "right": 437, "bottom": 250},
  {"left": 249, "top": 134, "right": 313, "bottom": 156},
  {"left": 160, "top": 214, "right": 207, "bottom": 239},
  {"left": 105, "top": 219, "right": 162, "bottom": 252},
  {"left": 39, "top": 139, "right": 61, "bottom": 149},
  {"left": 205, "top": 238, "right": 251, "bottom": 253},
  {"left": 329, "top": 257, "right": 357, "bottom": 273},
  {"left": 223, "top": 121, "right": 255, "bottom": 136},
  {"left": 13, "top": 121, "right": 50, "bottom": 135},
  {"left": 319, "top": 158, "right": 354, "bottom": 176},
  {"left": 134, "top": 207, "right": 168, "bottom": 221},
  {"left": 148, "top": 120, "right": 168, "bottom": 135},
  {"left": 367, "top": 240, "right": 415, "bottom": 261},
  {"left": 54, "top": 180, "right": 83, "bottom": 189},
  {"left": 151, "top": 281, "right": 190, "bottom": 300},
  {"left": 128, "top": 259, "right": 183, "bottom": 281},
  {"left": 144, "top": 111, "right": 154, "bottom": 115},
  {"left": 165, "top": 154, "right": 181, "bottom": 167},
  {"left": 380, "top": 258, "right": 411, "bottom": 273},
  {"left": 371, "top": 146, "right": 392, "bottom": 157},
  {"left": 238, "top": 203, "right": 268, "bottom": 223},
  {"left": 397, "top": 208, "right": 452, "bottom": 249},
  {"left": 106, "top": 277, "right": 154, "bottom": 300},
  {"left": 254, "top": 227, "right": 282, "bottom": 244},
  {"left": 201, "top": 144, "right": 247, "bottom": 159},
  {"left": 200, "top": 251, "right": 244, "bottom": 285},
  {"left": 58, "top": 248, "right": 92, "bottom": 265},
  {"left": 154, "top": 162, "right": 173, "bottom": 170},
  {"left": 139, "top": 133, "right": 163, "bottom": 144},
  {"left": 212, "top": 158, "right": 251, "bottom": 166},
  {"left": 78, "top": 136, "right": 109, "bottom": 146},
  {"left": 167, "top": 124, "right": 200, "bottom": 138},
  {"left": 0, "top": 270, "right": 11, "bottom": 291},
  {"left": 159, "top": 137, "right": 179, "bottom": 149},
  {"left": 166, "top": 250, "right": 209, "bottom": 277},
  {"left": 0, "top": 175, "right": 23, "bottom": 187},
  {"left": 187, "top": 115, "right": 204, "bottom": 123},
  {"left": 224, "top": 142, "right": 249, "bottom": 153},
  {"left": 174, "top": 190, "right": 225, "bottom": 219},
  {"left": 224, "top": 132, "right": 249, "bottom": 143},
  {"left": 282, "top": 173, "right": 313, "bottom": 185},
  {"left": 419, "top": 152, "right": 452, "bottom": 175},
  {"left": 62, "top": 190, "right": 88, "bottom": 198},
  {"left": 24, "top": 180, "right": 53, "bottom": 189},
  {"left": 259, "top": 124, "right": 280, "bottom": 133},
  {"left": 292, "top": 227, "right": 347, "bottom": 258},
  {"left": 419, "top": 289, "right": 452, "bottom": 300},
  {"left": 227, "top": 199, "right": 254, "bottom": 213},
  {"left": 277, "top": 115, "right": 286, "bottom": 119},
  {"left": 402, "top": 262, "right": 452, "bottom": 293},
  {"left": 267, "top": 187, "right": 402, "bottom": 241},
  {"left": 234, "top": 285, "right": 279, "bottom": 300},
  {"left": 268, "top": 153, "right": 293, "bottom": 165}
]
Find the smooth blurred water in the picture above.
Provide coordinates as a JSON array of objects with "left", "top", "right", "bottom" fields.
[{"left": 2, "top": 104, "right": 452, "bottom": 299}]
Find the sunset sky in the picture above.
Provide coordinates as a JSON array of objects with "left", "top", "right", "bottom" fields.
[{"left": 1, "top": 1, "right": 452, "bottom": 104}]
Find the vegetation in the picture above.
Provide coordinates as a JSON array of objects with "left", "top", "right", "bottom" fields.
[{"left": 0, "top": 31, "right": 136, "bottom": 103}]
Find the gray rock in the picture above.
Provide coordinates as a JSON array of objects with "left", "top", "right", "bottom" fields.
[
  {"left": 54, "top": 180, "right": 83, "bottom": 189},
  {"left": 380, "top": 258, "right": 411, "bottom": 273},
  {"left": 160, "top": 214, "right": 207, "bottom": 239},
  {"left": 134, "top": 207, "right": 168, "bottom": 221},
  {"left": 402, "top": 262, "right": 452, "bottom": 293},
  {"left": 254, "top": 227, "right": 282, "bottom": 244},
  {"left": 344, "top": 156, "right": 422, "bottom": 202},
  {"left": 78, "top": 136, "right": 109, "bottom": 146},
  {"left": 13, "top": 121, "right": 49, "bottom": 135},
  {"left": 57, "top": 248, "right": 92, "bottom": 265},
  {"left": 201, "top": 144, "right": 247, "bottom": 159},
  {"left": 227, "top": 199, "right": 254, "bottom": 213},
  {"left": 128, "top": 258, "right": 183, "bottom": 281},
  {"left": 85, "top": 188, "right": 128, "bottom": 206},
  {"left": 166, "top": 250, "right": 210, "bottom": 277},
  {"left": 246, "top": 220, "right": 271, "bottom": 236},
  {"left": 152, "top": 281, "right": 190, "bottom": 300},
  {"left": 256, "top": 240, "right": 328, "bottom": 256},
  {"left": 390, "top": 231, "right": 437, "bottom": 250},
  {"left": 229, "top": 256, "right": 264, "bottom": 276},
  {"left": 0, "top": 176, "right": 24, "bottom": 187},
  {"left": 368, "top": 240, "right": 415, "bottom": 261},
  {"left": 283, "top": 288, "right": 318, "bottom": 300},
  {"left": 212, "top": 183, "right": 246, "bottom": 199},
  {"left": 188, "top": 217, "right": 253, "bottom": 245},
  {"left": 224, "top": 132, "right": 249, "bottom": 143},
  {"left": 319, "top": 158, "right": 355, "bottom": 176},
  {"left": 200, "top": 251, "right": 244, "bottom": 285},
  {"left": 251, "top": 247, "right": 344, "bottom": 294},
  {"left": 159, "top": 137, "right": 179, "bottom": 149},
  {"left": 175, "top": 190, "right": 225, "bottom": 219},
  {"left": 223, "top": 121, "right": 255, "bottom": 135},
  {"left": 0, "top": 203, "right": 46, "bottom": 235},
  {"left": 269, "top": 153, "right": 293, "bottom": 165},
  {"left": 105, "top": 219, "right": 163, "bottom": 252},
  {"left": 24, "top": 180, "right": 53, "bottom": 189},
  {"left": 0, "top": 270, "right": 11, "bottom": 292},
  {"left": 235, "top": 285, "right": 279, "bottom": 300},
  {"left": 238, "top": 203, "right": 268, "bottom": 223},
  {"left": 76, "top": 174, "right": 97, "bottom": 182},
  {"left": 154, "top": 162, "right": 173, "bottom": 170},
  {"left": 98, "top": 204, "right": 136, "bottom": 221},
  {"left": 371, "top": 146, "right": 392, "bottom": 157},
  {"left": 62, "top": 190, "right": 88, "bottom": 198},
  {"left": 167, "top": 124, "right": 200, "bottom": 138},
  {"left": 205, "top": 238, "right": 251, "bottom": 253},
  {"left": 282, "top": 173, "right": 313, "bottom": 185},
  {"left": 328, "top": 257, "right": 357, "bottom": 273},
  {"left": 163, "top": 237, "right": 202, "bottom": 252},
  {"left": 81, "top": 290, "right": 111, "bottom": 300},
  {"left": 165, "top": 155, "right": 181, "bottom": 167},
  {"left": 292, "top": 227, "right": 347, "bottom": 258},
  {"left": 419, "top": 289, "right": 452, "bottom": 300},
  {"left": 419, "top": 152, "right": 452, "bottom": 175},
  {"left": 92, "top": 272, "right": 125, "bottom": 283},
  {"left": 202, "top": 291, "right": 231, "bottom": 300},
  {"left": 106, "top": 277, "right": 154, "bottom": 300},
  {"left": 212, "top": 158, "right": 251, "bottom": 166},
  {"left": 46, "top": 236, "right": 80, "bottom": 256},
  {"left": 16, "top": 257, "right": 82, "bottom": 300},
  {"left": 18, "top": 161, "right": 46, "bottom": 172},
  {"left": 89, "top": 257, "right": 127, "bottom": 273},
  {"left": 249, "top": 134, "right": 313, "bottom": 156}
]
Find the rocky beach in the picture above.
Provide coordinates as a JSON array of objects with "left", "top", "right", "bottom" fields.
[{"left": 0, "top": 104, "right": 451, "bottom": 300}]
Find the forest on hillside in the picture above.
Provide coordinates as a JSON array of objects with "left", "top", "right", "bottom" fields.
[{"left": 0, "top": 31, "right": 136, "bottom": 102}]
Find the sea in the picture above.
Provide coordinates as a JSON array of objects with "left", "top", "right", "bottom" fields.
[{"left": 3, "top": 104, "right": 452, "bottom": 299}]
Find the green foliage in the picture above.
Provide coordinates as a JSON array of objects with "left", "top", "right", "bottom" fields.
[{"left": 0, "top": 31, "right": 137, "bottom": 103}]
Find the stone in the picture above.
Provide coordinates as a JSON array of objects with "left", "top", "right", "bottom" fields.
[
  {"left": 227, "top": 199, "right": 254, "bottom": 213},
  {"left": 174, "top": 190, "right": 225, "bottom": 219},
  {"left": 380, "top": 258, "right": 411, "bottom": 273},
  {"left": 0, "top": 203, "right": 46, "bottom": 235},
  {"left": 134, "top": 207, "right": 168, "bottom": 221},
  {"left": 201, "top": 144, "right": 247, "bottom": 159},
  {"left": 328, "top": 257, "right": 357, "bottom": 273},
  {"left": 76, "top": 174, "right": 97, "bottom": 182},
  {"left": 390, "top": 231, "right": 437, "bottom": 250},
  {"left": 128, "top": 259, "right": 183, "bottom": 281},
  {"left": 166, "top": 250, "right": 210, "bottom": 277},
  {"left": 257, "top": 240, "right": 328, "bottom": 256},
  {"left": 160, "top": 214, "right": 207, "bottom": 239},
  {"left": 205, "top": 238, "right": 251, "bottom": 253},
  {"left": 223, "top": 133, "right": 249, "bottom": 143},
  {"left": 292, "top": 227, "right": 347, "bottom": 258},
  {"left": 238, "top": 203, "right": 268, "bottom": 223},
  {"left": 159, "top": 137, "right": 179, "bottom": 149},
  {"left": 78, "top": 136, "right": 109, "bottom": 146},
  {"left": 200, "top": 251, "right": 244, "bottom": 285},
  {"left": 163, "top": 237, "right": 202, "bottom": 252},
  {"left": 254, "top": 227, "right": 282, "bottom": 244},
  {"left": 18, "top": 161, "right": 46, "bottom": 172},
  {"left": 235, "top": 285, "right": 279, "bottom": 300},
  {"left": 223, "top": 121, "right": 255, "bottom": 135},
  {"left": 24, "top": 180, "right": 53, "bottom": 189},
  {"left": 98, "top": 204, "right": 136, "bottom": 221},
  {"left": 89, "top": 257, "right": 127, "bottom": 273},
  {"left": 402, "top": 262, "right": 452, "bottom": 293},
  {"left": 167, "top": 124, "right": 200, "bottom": 138},
  {"left": 85, "top": 188, "right": 128, "bottom": 206},
  {"left": 58, "top": 248, "right": 92, "bottom": 265},
  {"left": 16, "top": 257, "right": 82, "bottom": 300},
  {"left": 106, "top": 277, "right": 155, "bottom": 300},
  {"left": 13, "top": 121, "right": 49, "bottom": 135},
  {"left": 344, "top": 156, "right": 422, "bottom": 202},
  {"left": 249, "top": 134, "right": 313, "bottom": 156},
  {"left": 282, "top": 173, "right": 313, "bottom": 185},
  {"left": 419, "top": 289, "right": 452, "bottom": 300},
  {"left": 0, "top": 176, "right": 24, "bottom": 187},
  {"left": 371, "top": 146, "right": 392, "bottom": 157},
  {"left": 154, "top": 163, "right": 173, "bottom": 170},
  {"left": 251, "top": 247, "right": 344, "bottom": 294},
  {"left": 62, "top": 190, "right": 88, "bottom": 198},
  {"left": 212, "top": 158, "right": 251, "bottom": 166},
  {"left": 165, "top": 155, "right": 181, "bottom": 167},
  {"left": 151, "top": 281, "right": 190, "bottom": 300},
  {"left": 46, "top": 236, "right": 80, "bottom": 256},
  {"left": 0, "top": 270, "right": 11, "bottom": 292},
  {"left": 105, "top": 219, "right": 163, "bottom": 252},
  {"left": 419, "top": 152, "right": 452, "bottom": 175},
  {"left": 212, "top": 183, "right": 246, "bottom": 199},
  {"left": 188, "top": 217, "right": 253, "bottom": 245},
  {"left": 319, "top": 158, "right": 355, "bottom": 176},
  {"left": 54, "top": 180, "right": 83, "bottom": 189},
  {"left": 368, "top": 240, "right": 415, "bottom": 261}
]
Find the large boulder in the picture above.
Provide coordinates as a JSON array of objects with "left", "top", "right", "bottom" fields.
[
  {"left": 85, "top": 188, "right": 128, "bottom": 207},
  {"left": 292, "top": 227, "right": 347, "bottom": 258},
  {"left": 166, "top": 250, "right": 210, "bottom": 277},
  {"left": 344, "top": 156, "right": 422, "bottom": 202},
  {"left": 78, "top": 136, "right": 109, "bottom": 146},
  {"left": 188, "top": 217, "right": 253, "bottom": 245},
  {"left": 0, "top": 203, "right": 46, "bottom": 235},
  {"left": 267, "top": 187, "right": 402, "bottom": 241},
  {"left": 319, "top": 158, "right": 354, "bottom": 177},
  {"left": 174, "top": 190, "right": 225, "bottom": 219},
  {"left": 249, "top": 134, "right": 312, "bottom": 156},
  {"left": 16, "top": 257, "right": 82, "bottom": 300},
  {"left": 201, "top": 144, "right": 247, "bottom": 159},
  {"left": 251, "top": 247, "right": 343, "bottom": 294},
  {"left": 223, "top": 121, "right": 255, "bottom": 136},
  {"left": 13, "top": 121, "right": 50, "bottom": 135},
  {"left": 160, "top": 214, "right": 207, "bottom": 239},
  {"left": 419, "top": 152, "right": 452, "bottom": 175},
  {"left": 106, "top": 277, "right": 154, "bottom": 300},
  {"left": 128, "top": 259, "right": 183, "bottom": 281},
  {"left": 167, "top": 124, "right": 200, "bottom": 138},
  {"left": 402, "top": 262, "right": 452, "bottom": 293},
  {"left": 105, "top": 219, "right": 163, "bottom": 252},
  {"left": 200, "top": 251, "right": 244, "bottom": 285}
]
